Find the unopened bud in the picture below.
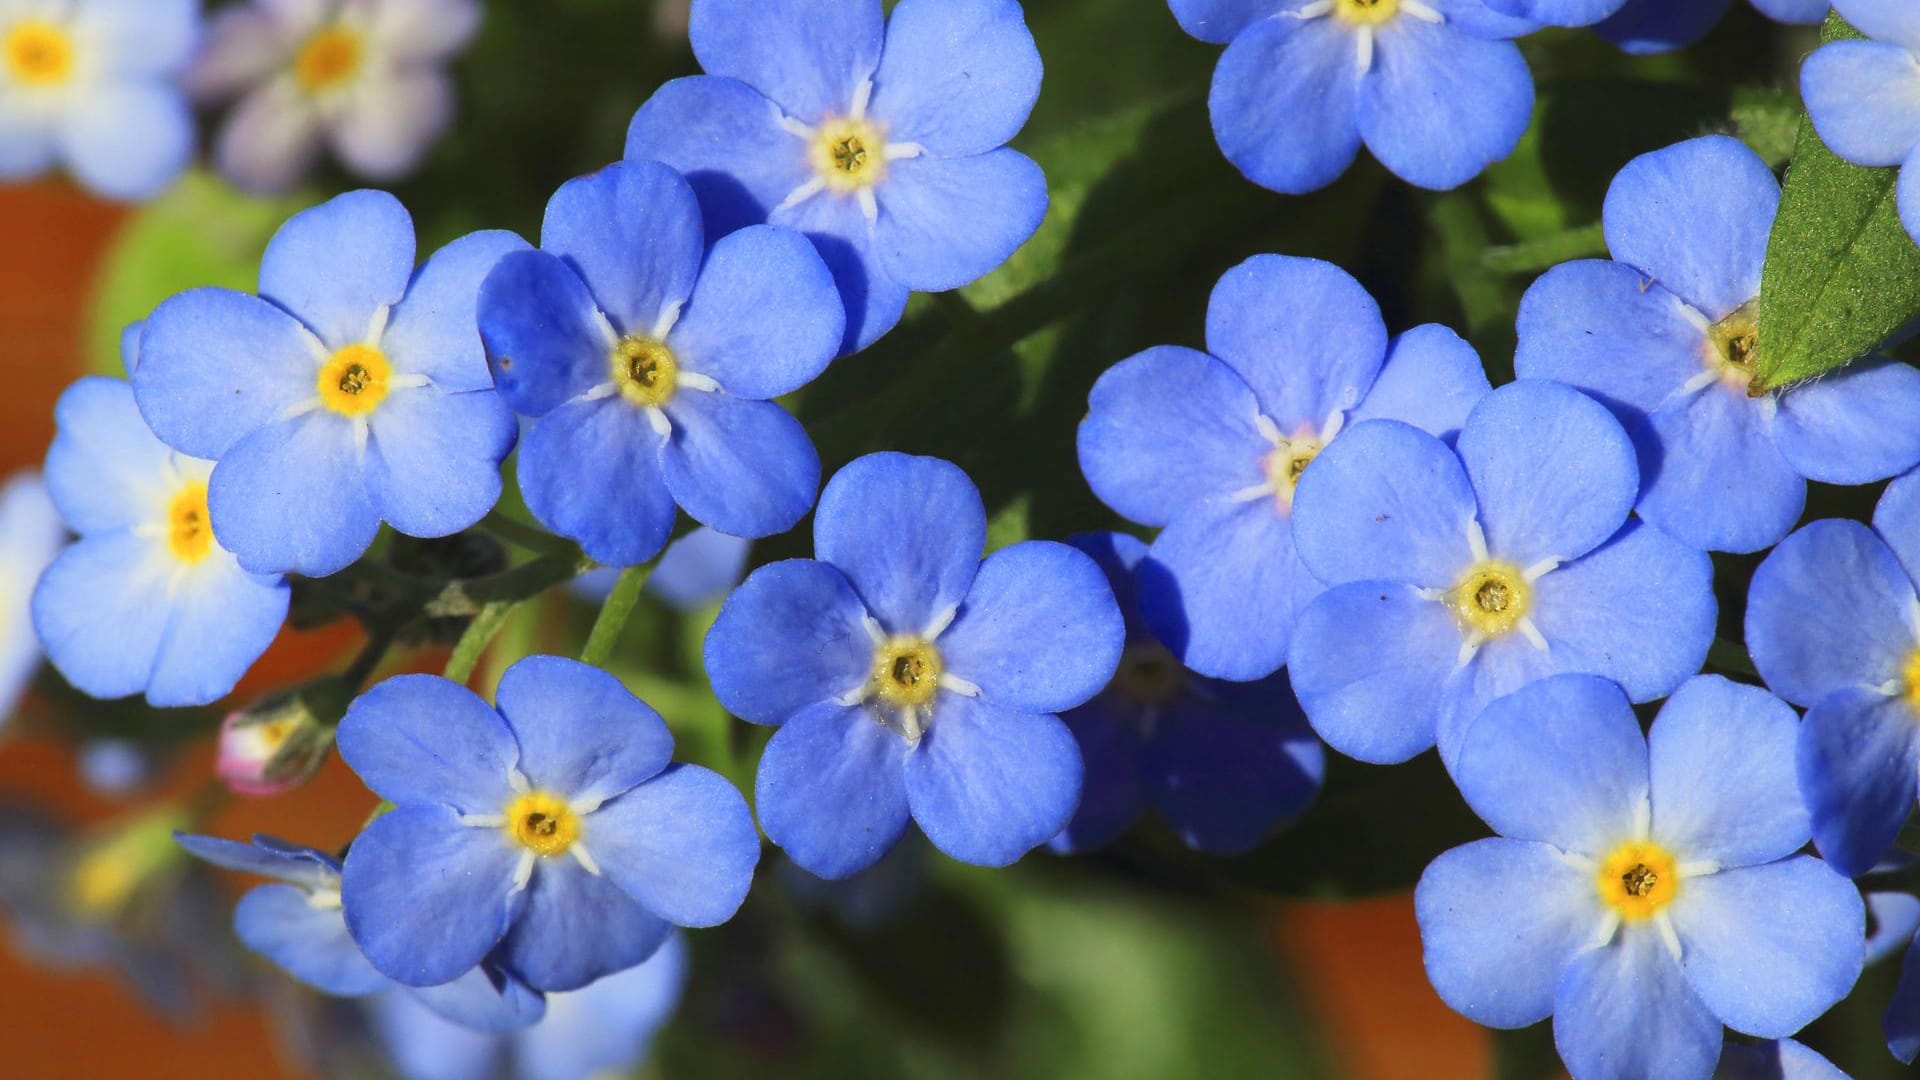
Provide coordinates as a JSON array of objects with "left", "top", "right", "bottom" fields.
[{"left": 216, "top": 681, "right": 346, "bottom": 797}]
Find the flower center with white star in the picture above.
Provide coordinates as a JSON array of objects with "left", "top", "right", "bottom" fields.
[
  {"left": 1293, "top": 0, "right": 1444, "bottom": 73},
  {"left": 1230, "top": 411, "right": 1343, "bottom": 511},
  {"left": 775, "top": 79, "right": 927, "bottom": 224},
  {"left": 4, "top": 20, "right": 74, "bottom": 88},
  {"left": 1418, "top": 520, "right": 1562, "bottom": 668},
  {"left": 837, "top": 607, "right": 980, "bottom": 743}
]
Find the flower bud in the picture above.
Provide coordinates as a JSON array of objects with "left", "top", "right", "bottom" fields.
[{"left": 216, "top": 682, "right": 346, "bottom": 797}]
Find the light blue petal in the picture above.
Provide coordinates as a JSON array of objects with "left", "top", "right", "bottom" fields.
[
  {"left": 1889, "top": 932, "right": 1920, "bottom": 1063},
  {"left": 667, "top": 226, "right": 842, "bottom": 400},
  {"left": 477, "top": 250, "right": 607, "bottom": 418},
  {"left": 1206, "top": 255, "right": 1387, "bottom": 431},
  {"left": 1052, "top": 701, "right": 1147, "bottom": 854},
  {"left": 1648, "top": 677, "right": 1808, "bottom": 869},
  {"left": 755, "top": 702, "right": 912, "bottom": 879},
  {"left": 1798, "top": 688, "right": 1920, "bottom": 879},
  {"left": 1602, "top": 136, "right": 1776, "bottom": 321},
  {"left": 384, "top": 230, "right": 531, "bottom": 393},
  {"left": 1421, "top": 0, "right": 1543, "bottom": 38},
  {"left": 541, "top": 162, "right": 704, "bottom": 337},
  {"left": 341, "top": 805, "right": 519, "bottom": 987},
  {"left": 904, "top": 694, "right": 1081, "bottom": 867},
  {"left": 688, "top": 0, "right": 883, "bottom": 121},
  {"left": 119, "top": 321, "right": 142, "bottom": 376},
  {"left": 587, "top": 764, "right": 760, "bottom": 927},
  {"left": 233, "top": 883, "right": 387, "bottom": 996},
  {"left": 1834, "top": 0, "right": 1920, "bottom": 51},
  {"left": 1513, "top": 260, "right": 1706, "bottom": 417},
  {"left": 495, "top": 656, "right": 674, "bottom": 806},
  {"left": 1526, "top": 519, "right": 1717, "bottom": 702},
  {"left": 1748, "top": 0, "right": 1828, "bottom": 21},
  {"left": 1286, "top": 581, "right": 1459, "bottom": 764},
  {"left": 1138, "top": 492, "right": 1317, "bottom": 681},
  {"left": 1640, "top": 384, "right": 1804, "bottom": 555},
  {"left": 496, "top": 859, "right": 673, "bottom": 993},
  {"left": 1415, "top": 837, "right": 1599, "bottom": 1029},
  {"left": 1452, "top": 674, "right": 1648, "bottom": 858},
  {"left": 647, "top": 527, "right": 751, "bottom": 611},
  {"left": 1144, "top": 679, "right": 1325, "bottom": 854},
  {"left": 870, "top": 149, "right": 1048, "bottom": 292},
  {"left": 1878, "top": 467, "right": 1920, "bottom": 587},
  {"left": 1672, "top": 857, "right": 1866, "bottom": 1038},
  {"left": 1346, "top": 324, "right": 1492, "bottom": 440},
  {"left": 1432, "top": 631, "right": 1565, "bottom": 769},
  {"left": 206, "top": 413, "right": 381, "bottom": 577},
  {"left": 1076, "top": 346, "right": 1268, "bottom": 527},
  {"left": 1168, "top": 0, "right": 1283, "bottom": 44},
  {"left": 58, "top": 82, "right": 192, "bottom": 202},
  {"left": 1066, "top": 530, "right": 1151, "bottom": 640},
  {"left": 1290, "top": 419, "right": 1477, "bottom": 589},
  {"left": 1900, "top": 144, "right": 1920, "bottom": 248},
  {"left": 869, "top": 0, "right": 1041, "bottom": 157},
  {"left": 1868, "top": 891, "right": 1920, "bottom": 966},
  {"left": 659, "top": 393, "right": 819, "bottom": 540},
  {"left": 0, "top": 106, "right": 55, "bottom": 181},
  {"left": 32, "top": 533, "right": 171, "bottom": 702},
  {"left": 1457, "top": 380, "right": 1638, "bottom": 566},
  {"left": 814, "top": 452, "right": 983, "bottom": 636},
  {"left": 518, "top": 396, "right": 675, "bottom": 569},
  {"left": 146, "top": 559, "right": 289, "bottom": 708},
  {"left": 259, "top": 190, "right": 417, "bottom": 349},
  {"left": 70, "top": 0, "right": 200, "bottom": 74},
  {"left": 366, "top": 389, "right": 515, "bottom": 539},
  {"left": 1747, "top": 520, "right": 1916, "bottom": 708},
  {"left": 1772, "top": 358, "right": 1920, "bottom": 485},
  {"left": 1208, "top": 16, "right": 1362, "bottom": 195},
  {"left": 1485, "top": 0, "right": 1629, "bottom": 26},
  {"left": 134, "top": 287, "right": 318, "bottom": 459},
  {"left": 45, "top": 377, "right": 172, "bottom": 535},
  {"left": 624, "top": 75, "right": 812, "bottom": 238},
  {"left": 1803, "top": 41, "right": 1920, "bottom": 170},
  {"left": 336, "top": 673, "right": 519, "bottom": 813},
  {"left": 511, "top": 937, "right": 688, "bottom": 1080},
  {"left": 173, "top": 833, "right": 338, "bottom": 889},
  {"left": 1593, "top": 0, "right": 1734, "bottom": 54},
  {"left": 409, "top": 963, "right": 547, "bottom": 1034},
  {"left": 703, "top": 559, "right": 872, "bottom": 725},
  {"left": 1553, "top": 928, "right": 1723, "bottom": 1080},
  {"left": 939, "top": 541, "right": 1124, "bottom": 714},
  {"left": 1358, "top": 22, "right": 1533, "bottom": 191},
  {"left": 774, "top": 181, "right": 911, "bottom": 352},
  {"left": 372, "top": 989, "right": 504, "bottom": 1080}
]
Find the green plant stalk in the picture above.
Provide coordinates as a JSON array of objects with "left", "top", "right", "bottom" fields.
[
  {"left": 580, "top": 563, "right": 654, "bottom": 668},
  {"left": 443, "top": 600, "right": 524, "bottom": 685}
]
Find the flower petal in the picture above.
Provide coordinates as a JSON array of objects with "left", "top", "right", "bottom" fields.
[
  {"left": 939, "top": 540, "right": 1124, "bottom": 714},
  {"left": 688, "top": 0, "right": 883, "bottom": 121},
  {"left": 518, "top": 396, "right": 675, "bottom": 569},
  {"left": 1593, "top": 0, "right": 1734, "bottom": 54},
  {"left": 624, "top": 75, "right": 813, "bottom": 238},
  {"left": 327, "top": 69, "right": 453, "bottom": 182},
  {"left": 755, "top": 702, "right": 912, "bottom": 879},
  {"left": 46, "top": 377, "right": 172, "bottom": 535},
  {"left": 904, "top": 695, "right": 1081, "bottom": 867},
  {"left": 233, "top": 883, "right": 387, "bottom": 996},
  {"left": 1602, "top": 136, "right": 1776, "bottom": 322},
  {"left": 1798, "top": 688, "right": 1920, "bottom": 879},
  {"left": 541, "top": 162, "right": 704, "bottom": 337},
  {"left": 1802, "top": 40, "right": 1920, "bottom": 169},
  {"left": 385, "top": 229, "right": 530, "bottom": 393},
  {"left": 1346, "top": 324, "right": 1492, "bottom": 440},
  {"left": 70, "top": 0, "right": 200, "bottom": 75},
  {"left": 496, "top": 859, "right": 673, "bottom": 993},
  {"left": 146, "top": 559, "right": 289, "bottom": 708},
  {"left": 1552, "top": 928, "right": 1723, "bottom": 1080},
  {"left": 59, "top": 82, "right": 192, "bottom": 202},
  {"left": 1485, "top": 0, "right": 1627, "bottom": 27},
  {"left": 1878, "top": 467, "right": 1920, "bottom": 588},
  {"left": 1144, "top": 677, "right": 1325, "bottom": 854},
  {"left": 477, "top": 249, "right": 609, "bottom": 418},
  {"left": 659, "top": 393, "right": 819, "bottom": 540},
  {"left": 869, "top": 0, "right": 1041, "bottom": 157},
  {"left": 408, "top": 962, "right": 547, "bottom": 1034},
  {"left": 1746, "top": 520, "right": 1917, "bottom": 708},
  {"left": 340, "top": 805, "right": 520, "bottom": 987},
  {"left": 1358, "top": 22, "right": 1533, "bottom": 191},
  {"left": 1051, "top": 701, "right": 1147, "bottom": 855},
  {"left": 1205, "top": 255, "right": 1388, "bottom": 431},
  {"left": 212, "top": 82, "right": 324, "bottom": 196},
  {"left": 207, "top": 413, "right": 382, "bottom": 577},
  {"left": 365, "top": 389, "right": 516, "bottom": 539},
  {"left": 666, "top": 225, "right": 843, "bottom": 400},
  {"left": 1648, "top": 676, "right": 1808, "bottom": 869},
  {"left": 1513, "top": 260, "right": 1707, "bottom": 417},
  {"left": 871, "top": 148, "right": 1048, "bottom": 292},
  {"left": 814, "top": 452, "right": 984, "bottom": 635},
  {"left": 32, "top": 534, "right": 173, "bottom": 702},
  {"left": 1291, "top": 419, "right": 1477, "bottom": 590},
  {"left": 335, "top": 673, "right": 519, "bottom": 813},
  {"left": 511, "top": 938, "right": 688, "bottom": 1074},
  {"left": 1639, "top": 384, "right": 1804, "bottom": 555},
  {"left": 134, "top": 287, "right": 318, "bottom": 460},
  {"left": 260, "top": 190, "right": 417, "bottom": 350},
  {"left": 1287, "top": 581, "right": 1459, "bottom": 764},
  {"left": 1772, "top": 358, "right": 1920, "bottom": 486},
  {"left": 495, "top": 656, "right": 674, "bottom": 807},
  {"left": 704, "top": 559, "right": 872, "bottom": 725},
  {"left": 775, "top": 185, "right": 912, "bottom": 352},
  {"left": 1208, "top": 15, "right": 1362, "bottom": 195},
  {"left": 1834, "top": 0, "right": 1920, "bottom": 52},
  {"left": 1889, "top": 932, "right": 1920, "bottom": 1064},
  {"left": 587, "top": 764, "right": 760, "bottom": 927},
  {"left": 1168, "top": 0, "right": 1285, "bottom": 43}
]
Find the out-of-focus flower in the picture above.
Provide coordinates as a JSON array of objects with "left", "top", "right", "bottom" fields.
[
  {"left": 189, "top": 0, "right": 480, "bottom": 194},
  {"left": 573, "top": 526, "right": 753, "bottom": 613},
  {"left": 0, "top": 0, "right": 198, "bottom": 200},
  {"left": 0, "top": 472, "right": 63, "bottom": 729}
]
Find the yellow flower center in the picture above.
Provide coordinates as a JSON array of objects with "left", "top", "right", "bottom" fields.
[
  {"left": 167, "top": 482, "right": 215, "bottom": 564},
  {"left": 4, "top": 21, "right": 74, "bottom": 88},
  {"left": 1334, "top": 0, "right": 1401, "bottom": 25},
  {"left": 610, "top": 336, "right": 678, "bottom": 408},
  {"left": 505, "top": 791, "right": 581, "bottom": 858},
  {"left": 1595, "top": 840, "right": 1680, "bottom": 922},
  {"left": 1446, "top": 561, "right": 1532, "bottom": 638},
  {"left": 1111, "top": 642, "right": 1185, "bottom": 707},
  {"left": 316, "top": 344, "right": 392, "bottom": 417},
  {"left": 871, "top": 637, "right": 942, "bottom": 710},
  {"left": 1904, "top": 648, "right": 1920, "bottom": 709},
  {"left": 810, "top": 117, "right": 889, "bottom": 193},
  {"left": 1705, "top": 300, "right": 1759, "bottom": 391},
  {"left": 1263, "top": 440, "right": 1322, "bottom": 508},
  {"left": 295, "top": 26, "right": 364, "bottom": 93}
]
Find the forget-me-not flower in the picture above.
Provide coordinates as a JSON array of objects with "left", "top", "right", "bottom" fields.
[
  {"left": 188, "top": 0, "right": 480, "bottom": 195},
  {"left": 174, "top": 831, "right": 547, "bottom": 1032},
  {"left": 1078, "top": 254, "right": 1492, "bottom": 681},
  {"left": 478, "top": 161, "right": 843, "bottom": 569},
  {"left": 0, "top": 0, "right": 197, "bottom": 201},
  {"left": 1488, "top": 0, "right": 1824, "bottom": 54},
  {"left": 1171, "top": 0, "right": 1537, "bottom": 194},
  {"left": 135, "top": 190, "right": 524, "bottom": 578},
  {"left": 34, "top": 377, "right": 289, "bottom": 707},
  {"left": 1417, "top": 674, "right": 1864, "bottom": 1080},
  {"left": 337, "top": 655, "right": 759, "bottom": 993},
  {"left": 0, "top": 471, "right": 62, "bottom": 727},
  {"left": 1744, "top": 469, "right": 1920, "bottom": 879},
  {"left": 625, "top": 0, "right": 1049, "bottom": 352},
  {"left": 1287, "top": 379, "right": 1715, "bottom": 769},
  {"left": 703, "top": 452, "right": 1124, "bottom": 879},
  {"left": 1515, "top": 136, "right": 1920, "bottom": 554},
  {"left": 1049, "top": 532, "right": 1325, "bottom": 856},
  {"left": 1803, "top": 0, "right": 1920, "bottom": 250}
]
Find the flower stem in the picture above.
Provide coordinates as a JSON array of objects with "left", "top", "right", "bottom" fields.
[
  {"left": 443, "top": 600, "right": 522, "bottom": 685},
  {"left": 480, "top": 509, "right": 576, "bottom": 557},
  {"left": 580, "top": 564, "right": 653, "bottom": 668}
]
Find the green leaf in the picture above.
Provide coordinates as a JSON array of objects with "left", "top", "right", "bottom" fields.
[{"left": 1755, "top": 13, "right": 1920, "bottom": 390}]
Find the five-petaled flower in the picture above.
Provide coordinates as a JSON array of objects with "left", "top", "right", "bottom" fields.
[
  {"left": 1417, "top": 674, "right": 1864, "bottom": 1080},
  {"left": 337, "top": 655, "right": 759, "bottom": 993},
  {"left": 626, "top": 0, "right": 1049, "bottom": 352},
  {"left": 704, "top": 452, "right": 1124, "bottom": 879},
  {"left": 478, "top": 160, "right": 844, "bottom": 569},
  {"left": 134, "top": 190, "right": 524, "bottom": 578}
]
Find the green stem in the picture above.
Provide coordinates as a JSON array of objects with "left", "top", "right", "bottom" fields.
[
  {"left": 426, "top": 549, "right": 591, "bottom": 618},
  {"left": 480, "top": 510, "right": 576, "bottom": 557},
  {"left": 580, "top": 564, "right": 653, "bottom": 668},
  {"left": 1482, "top": 221, "right": 1609, "bottom": 275},
  {"left": 443, "top": 600, "right": 522, "bottom": 685}
]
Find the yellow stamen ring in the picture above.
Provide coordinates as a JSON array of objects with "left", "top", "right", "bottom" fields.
[
  {"left": 1595, "top": 840, "right": 1680, "bottom": 922},
  {"left": 1334, "top": 0, "right": 1402, "bottom": 25},
  {"left": 505, "top": 791, "right": 581, "bottom": 858},
  {"left": 316, "top": 344, "right": 393, "bottom": 417},
  {"left": 4, "top": 21, "right": 74, "bottom": 88},
  {"left": 295, "top": 26, "right": 364, "bottom": 93},
  {"left": 1446, "top": 561, "right": 1532, "bottom": 639},
  {"left": 810, "top": 117, "right": 889, "bottom": 193},
  {"left": 167, "top": 482, "right": 215, "bottom": 565},
  {"left": 871, "top": 636, "right": 942, "bottom": 710}
]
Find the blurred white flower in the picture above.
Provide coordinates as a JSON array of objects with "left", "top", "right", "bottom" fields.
[{"left": 0, "top": 473, "right": 65, "bottom": 726}]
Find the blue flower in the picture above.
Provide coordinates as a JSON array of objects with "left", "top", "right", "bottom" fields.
[
  {"left": 1803, "top": 0, "right": 1920, "bottom": 249},
  {"left": 369, "top": 936, "right": 687, "bottom": 1080},
  {"left": 1743, "top": 470, "right": 1920, "bottom": 878},
  {"left": 1078, "top": 254, "right": 1492, "bottom": 680},
  {"left": 1715, "top": 1040, "right": 1849, "bottom": 1079},
  {"left": 173, "top": 831, "right": 547, "bottom": 1032},
  {"left": 336, "top": 655, "right": 760, "bottom": 993},
  {"left": 1488, "top": 0, "right": 1824, "bottom": 54},
  {"left": 625, "top": 0, "right": 1049, "bottom": 352},
  {"left": 134, "top": 190, "right": 525, "bottom": 578},
  {"left": 1515, "top": 135, "right": 1920, "bottom": 555},
  {"left": 1172, "top": 0, "right": 1537, "bottom": 194},
  {"left": 1417, "top": 674, "right": 1865, "bottom": 1080},
  {"left": 477, "top": 161, "right": 843, "bottom": 569},
  {"left": 0, "top": 471, "right": 63, "bottom": 727},
  {"left": 1049, "top": 532, "right": 1325, "bottom": 856},
  {"left": 1287, "top": 379, "right": 1715, "bottom": 769},
  {"left": 0, "top": 0, "right": 198, "bottom": 201},
  {"left": 33, "top": 376, "right": 289, "bottom": 707},
  {"left": 1891, "top": 920, "right": 1920, "bottom": 1063},
  {"left": 703, "top": 452, "right": 1124, "bottom": 878}
]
